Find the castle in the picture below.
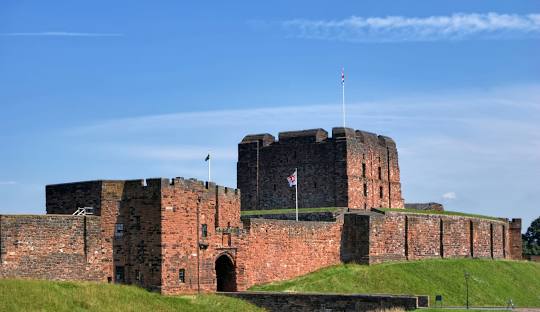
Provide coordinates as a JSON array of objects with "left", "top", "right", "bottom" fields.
[{"left": 0, "top": 127, "right": 523, "bottom": 295}]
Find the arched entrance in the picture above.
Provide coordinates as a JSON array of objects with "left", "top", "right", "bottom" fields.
[{"left": 215, "top": 254, "right": 236, "bottom": 292}]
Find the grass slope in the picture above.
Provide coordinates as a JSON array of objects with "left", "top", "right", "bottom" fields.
[
  {"left": 0, "top": 279, "right": 263, "bottom": 312},
  {"left": 240, "top": 207, "right": 340, "bottom": 216},
  {"left": 377, "top": 208, "right": 502, "bottom": 221},
  {"left": 250, "top": 259, "right": 540, "bottom": 307}
]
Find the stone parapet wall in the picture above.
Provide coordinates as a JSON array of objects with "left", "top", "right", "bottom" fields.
[
  {"left": 239, "top": 218, "right": 344, "bottom": 288},
  {"left": 223, "top": 291, "right": 425, "bottom": 312},
  {"left": 368, "top": 211, "right": 517, "bottom": 263},
  {"left": 368, "top": 214, "right": 407, "bottom": 263},
  {"left": 46, "top": 180, "right": 104, "bottom": 215},
  {"left": 0, "top": 215, "right": 108, "bottom": 281}
]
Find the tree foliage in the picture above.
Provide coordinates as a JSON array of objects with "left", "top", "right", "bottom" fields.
[{"left": 522, "top": 216, "right": 540, "bottom": 255}]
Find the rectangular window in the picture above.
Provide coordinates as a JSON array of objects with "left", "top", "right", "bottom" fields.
[
  {"left": 179, "top": 269, "right": 186, "bottom": 283},
  {"left": 378, "top": 167, "right": 382, "bottom": 180},
  {"left": 363, "top": 183, "right": 368, "bottom": 197},
  {"left": 379, "top": 186, "right": 384, "bottom": 199},
  {"left": 362, "top": 163, "right": 366, "bottom": 178},
  {"left": 114, "top": 223, "right": 124, "bottom": 238},
  {"left": 115, "top": 266, "right": 124, "bottom": 283},
  {"left": 201, "top": 224, "right": 208, "bottom": 238}
]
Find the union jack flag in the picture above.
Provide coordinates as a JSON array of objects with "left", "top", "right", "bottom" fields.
[{"left": 287, "top": 170, "right": 297, "bottom": 187}]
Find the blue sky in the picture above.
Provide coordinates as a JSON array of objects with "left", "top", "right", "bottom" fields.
[{"left": 0, "top": 1, "right": 539, "bottom": 231}]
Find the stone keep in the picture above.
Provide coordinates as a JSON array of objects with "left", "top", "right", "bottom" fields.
[{"left": 237, "top": 127, "right": 404, "bottom": 211}]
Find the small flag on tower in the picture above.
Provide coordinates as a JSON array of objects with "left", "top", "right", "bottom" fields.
[
  {"left": 287, "top": 169, "right": 297, "bottom": 187},
  {"left": 341, "top": 68, "right": 345, "bottom": 85},
  {"left": 287, "top": 168, "right": 299, "bottom": 221},
  {"left": 205, "top": 154, "right": 210, "bottom": 161}
]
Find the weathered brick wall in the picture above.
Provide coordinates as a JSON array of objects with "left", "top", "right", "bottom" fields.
[
  {"left": 407, "top": 215, "right": 441, "bottom": 260},
  {"left": 0, "top": 215, "right": 107, "bottom": 281},
  {"left": 346, "top": 129, "right": 404, "bottom": 210},
  {"left": 224, "top": 292, "right": 422, "bottom": 312},
  {"left": 46, "top": 180, "right": 103, "bottom": 215},
  {"left": 492, "top": 223, "right": 505, "bottom": 258},
  {"left": 508, "top": 219, "right": 522, "bottom": 260},
  {"left": 237, "top": 127, "right": 404, "bottom": 211},
  {"left": 368, "top": 212, "right": 514, "bottom": 263},
  {"left": 112, "top": 179, "right": 163, "bottom": 290},
  {"left": 472, "top": 220, "right": 492, "bottom": 258},
  {"left": 369, "top": 214, "right": 407, "bottom": 263},
  {"left": 159, "top": 178, "right": 244, "bottom": 295},
  {"left": 340, "top": 213, "right": 371, "bottom": 263},
  {"left": 216, "top": 186, "right": 241, "bottom": 228},
  {"left": 99, "top": 180, "right": 125, "bottom": 283},
  {"left": 239, "top": 218, "right": 343, "bottom": 288},
  {"left": 441, "top": 217, "right": 471, "bottom": 258},
  {"left": 238, "top": 129, "right": 347, "bottom": 211}
]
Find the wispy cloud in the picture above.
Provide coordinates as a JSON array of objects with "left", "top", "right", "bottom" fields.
[
  {"left": 279, "top": 12, "right": 540, "bottom": 42},
  {"left": 442, "top": 192, "right": 457, "bottom": 200},
  {"left": 0, "top": 181, "right": 17, "bottom": 186},
  {"left": 0, "top": 32, "right": 123, "bottom": 37}
]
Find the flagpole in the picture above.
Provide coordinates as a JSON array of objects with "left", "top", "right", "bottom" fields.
[
  {"left": 208, "top": 152, "right": 211, "bottom": 182},
  {"left": 295, "top": 168, "right": 298, "bottom": 222},
  {"left": 342, "top": 67, "right": 346, "bottom": 128}
]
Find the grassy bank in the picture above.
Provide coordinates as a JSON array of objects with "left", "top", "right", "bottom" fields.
[
  {"left": 378, "top": 208, "right": 503, "bottom": 221},
  {"left": 250, "top": 259, "right": 540, "bottom": 307},
  {"left": 240, "top": 207, "right": 341, "bottom": 216},
  {"left": 0, "top": 279, "right": 263, "bottom": 312}
]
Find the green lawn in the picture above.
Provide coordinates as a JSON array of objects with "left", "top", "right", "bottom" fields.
[
  {"left": 250, "top": 259, "right": 540, "bottom": 307},
  {"left": 240, "top": 207, "right": 341, "bottom": 216},
  {"left": 378, "top": 208, "right": 503, "bottom": 221},
  {"left": 0, "top": 279, "right": 263, "bottom": 312}
]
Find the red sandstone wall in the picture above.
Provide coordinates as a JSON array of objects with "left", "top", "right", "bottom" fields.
[
  {"left": 238, "top": 127, "right": 404, "bottom": 211},
  {"left": 347, "top": 130, "right": 404, "bottom": 210},
  {"left": 492, "top": 223, "right": 505, "bottom": 258},
  {"left": 441, "top": 217, "right": 471, "bottom": 258},
  {"left": 369, "top": 214, "right": 407, "bottom": 263},
  {"left": 46, "top": 181, "right": 103, "bottom": 215},
  {"left": 240, "top": 218, "right": 343, "bottom": 288},
  {"left": 160, "top": 178, "right": 244, "bottom": 295},
  {"left": 472, "top": 221, "right": 492, "bottom": 258},
  {"left": 99, "top": 181, "right": 124, "bottom": 283},
  {"left": 114, "top": 179, "right": 163, "bottom": 290},
  {"left": 216, "top": 186, "right": 241, "bottom": 228},
  {"left": 0, "top": 215, "right": 107, "bottom": 281},
  {"left": 407, "top": 216, "right": 441, "bottom": 260},
  {"left": 509, "top": 219, "right": 522, "bottom": 260},
  {"left": 369, "top": 212, "right": 513, "bottom": 263}
]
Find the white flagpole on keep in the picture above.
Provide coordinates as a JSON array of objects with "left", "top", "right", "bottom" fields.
[
  {"left": 342, "top": 67, "right": 346, "bottom": 128},
  {"left": 295, "top": 168, "right": 298, "bottom": 222}
]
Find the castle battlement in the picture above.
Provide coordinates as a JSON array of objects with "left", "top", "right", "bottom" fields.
[{"left": 241, "top": 127, "right": 397, "bottom": 148}]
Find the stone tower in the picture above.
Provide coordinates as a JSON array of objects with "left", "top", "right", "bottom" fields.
[{"left": 237, "top": 127, "right": 404, "bottom": 211}]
